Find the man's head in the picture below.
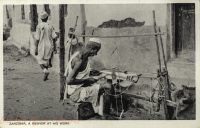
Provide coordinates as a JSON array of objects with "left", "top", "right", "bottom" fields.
[
  {"left": 40, "top": 11, "right": 48, "bottom": 22},
  {"left": 68, "top": 28, "right": 75, "bottom": 39},
  {"left": 85, "top": 38, "right": 101, "bottom": 57}
]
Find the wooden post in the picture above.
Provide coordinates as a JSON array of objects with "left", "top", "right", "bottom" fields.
[
  {"left": 10, "top": 5, "right": 14, "bottom": 28},
  {"left": 6, "top": 5, "right": 12, "bottom": 28},
  {"left": 6, "top": 5, "right": 9, "bottom": 19},
  {"left": 165, "top": 4, "right": 171, "bottom": 61},
  {"left": 153, "top": 10, "right": 171, "bottom": 119},
  {"left": 156, "top": 70, "right": 162, "bottom": 112},
  {"left": 171, "top": 4, "right": 176, "bottom": 59},
  {"left": 80, "top": 4, "right": 87, "bottom": 43},
  {"left": 76, "top": 32, "right": 165, "bottom": 38},
  {"left": 68, "top": 16, "right": 79, "bottom": 62},
  {"left": 153, "top": 10, "right": 161, "bottom": 72},
  {"left": 30, "top": 5, "right": 38, "bottom": 32},
  {"left": 21, "top": 5, "right": 25, "bottom": 19},
  {"left": 158, "top": 28, "right": 167, "bottom": 70},
  {"left": 162, "top": 72, "right": 170, "bottom": 119},
  {"left": 64, "top": 4, "right": 68, "bottom": 17},
  {"left": 59, "top": 4, "right": 65, "bottom": 101},
  {"left": 44, "top": 4, "right": 50, "bottom": 15},
  {"left": 159, "top": 27, "right": 174, "bottom": 119}
]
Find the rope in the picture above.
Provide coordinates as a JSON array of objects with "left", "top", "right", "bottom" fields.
[
  {"left": 114, "top": 84, "right": 119, "bottom": 116},
  {"left": 156, "top": 74, "right": 177, "bottom": 92},
  {"left": 149, "top": 78, "right": 153, "bottom": 115},
  {"left": 114, "top": 39, "right": 119, "bottom": 117},
  {"left": 111, "top": 84, "right": 118, "bottom": 115},
  {"left": 104, "top": 83, "right": 132, "bottom": 97},
  {"left": 167, "top": 75, "right": 177, "bottom": 91},
  {"left": 120, "top": 83, "right": 124, "bottom": 119}
]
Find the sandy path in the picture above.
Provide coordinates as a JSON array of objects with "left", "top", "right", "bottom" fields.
[{"left": 4, "top": 41, "right": 65, "bottom": 120}]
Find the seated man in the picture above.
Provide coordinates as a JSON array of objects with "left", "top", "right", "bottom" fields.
[{"left": 64, "top": 38, "right": 112, "bottom": 118}]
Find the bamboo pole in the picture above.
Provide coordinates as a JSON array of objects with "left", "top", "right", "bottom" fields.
[
  {"left": 59, "top": 4, "right": 66, "bottom": 101},
  {"left": 68, "top": 16, "right": 79, "bottom": 62},
  {"left": 76, "top": 32, "right": 165, "bottom": 38},
  {"left": 159, "top": 27, "right": 174, "bottom": 119},
  {"left": 161, "top": 75, "right": 170, "bottom": 119},
  {"left": 158, "top": 28, "right": 167, "bottom": 70},
  {"left": 21, "top": 5, "right": 25, "bottom": 19},
  {"left": 153, "top": 10, "right": 162, "bottom": 72},
  {"left": 165, "top": 4, "right": 171, "bottom": 61},
  {"left": 156, "top": 75, "right": 162, "bottom": 112},
  {"left": 80, "top": 4, "right": 87, "bottom": 43},
  {"left": 153, "top": 11, "right": 167, "bottom": 118},
  {"left": 30, "top": 5, "right": 38, "bottom": 32}
]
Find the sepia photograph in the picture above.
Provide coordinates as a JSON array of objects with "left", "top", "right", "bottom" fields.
[{"left": 1, "top": 1, "right": 199, "bottom": 126}]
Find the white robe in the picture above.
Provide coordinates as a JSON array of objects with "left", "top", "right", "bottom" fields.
[
  {"left": 34, "top": 22, "right": 57, "bottom": 64},
  {"left": 64, "top": 52, "right": 101, "bottom": 113}
]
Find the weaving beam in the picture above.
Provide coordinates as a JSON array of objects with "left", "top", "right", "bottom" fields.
[
  {"left": 94, "top": 70, "right": 142, "bottom": 87},
  {"left": 75, "top": 32, "right": 165, "bottom": 38}
]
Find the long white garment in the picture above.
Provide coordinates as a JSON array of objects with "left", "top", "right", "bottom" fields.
[
  {"left": 64, "top": 52, "right": 101, "bottom": 113},
  {"left": 64, "top": 52, "right": 91, "bottom": 96},
  {"left": 65, "top": 37, "right": 79, "bottom": 60},
  {"left": 34, "top": 22, "right": 57, "bottom": 64},
  {"left": 65, "top": 37, "right": 78, "bottom": 46}
]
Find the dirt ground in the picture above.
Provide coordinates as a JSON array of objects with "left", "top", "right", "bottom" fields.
[
  {"left": 3, "top": 41, "right": 65, "bottom": 120},
  {"left": 3, "top": 40, "right": 188, "bottom": 121}
]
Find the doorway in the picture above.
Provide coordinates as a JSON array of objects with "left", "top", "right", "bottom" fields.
[{"left": 173, "top": 3, "right": 195, "bottom": 62}]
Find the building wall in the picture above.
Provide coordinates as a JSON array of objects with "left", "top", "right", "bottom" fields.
[
  {"left": 85, "top": 4, "right": 167, "bottom": 27},
  {"left": 85, "top": 26, "right": 167, "bottom": 74},
  {"left": 5, "top": 4, "right": 195, "bottom": 80}
]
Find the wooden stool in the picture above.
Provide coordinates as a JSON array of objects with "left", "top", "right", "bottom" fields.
[{"left": 63, "top": 99, "right": 95, "bottom": 120}]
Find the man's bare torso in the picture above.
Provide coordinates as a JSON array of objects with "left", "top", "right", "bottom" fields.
[{"left": 71, "top": 53, "right": 88, "bottom": 73}]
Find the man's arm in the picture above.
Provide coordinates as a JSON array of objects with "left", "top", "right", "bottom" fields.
[
  {"left": 51, "top": 27, "right": 58, "bottom": 53},
  {"left": 66, "top": 58, "right": 97, "bottom": 85},
  {"left": 34, "top": 25, "right": 40, "bottom": 56},
  {"left": 34, "top": 40, "right": 39, "bottom": 55},
  {"left": 53, "top": 38, "right": 57, "bottom": 53},
  {"left": 66, "top": 58, "right": 85, "bottom": 85}
]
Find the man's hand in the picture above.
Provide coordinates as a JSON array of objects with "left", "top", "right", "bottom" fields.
[
  {"left": 54, "top": 48, "right": 57, "bottom": 54},
  {"left": 85, "top": 78, "right": 98, "bottom": 84},
  {"left": 53, "top": 38, "right": 57, "bottom": 54},
  {"left": 35, "top": 48, "right": 38, "bottom": 56},
  {"left": 90, "top": 70, "right": 101, "bottom": 76}
]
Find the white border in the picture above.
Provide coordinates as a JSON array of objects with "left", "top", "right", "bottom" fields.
[{"left": 0, "top": 0, "right": 199, "bottom": 128}]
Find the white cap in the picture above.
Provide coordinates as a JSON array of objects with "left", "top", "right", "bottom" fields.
[
  {"left": 89, "top": 38, "right": 101, "bottom": 44},
  {"left": 40, "top": 11, "right": 48, "bottom": 19}
]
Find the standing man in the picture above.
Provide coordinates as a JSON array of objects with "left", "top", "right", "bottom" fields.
[
  {"left": 66, "top": 28, "right": 78, "bottom": 45},
  {"left": 64, "top": 38, "right": 112, "bottom": 118},
  {"left": 65, "top": 28, "right": 80, "bottom": 61},
  {"left": 34, "top": 11, "right": 57, "bottom": 81}
]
